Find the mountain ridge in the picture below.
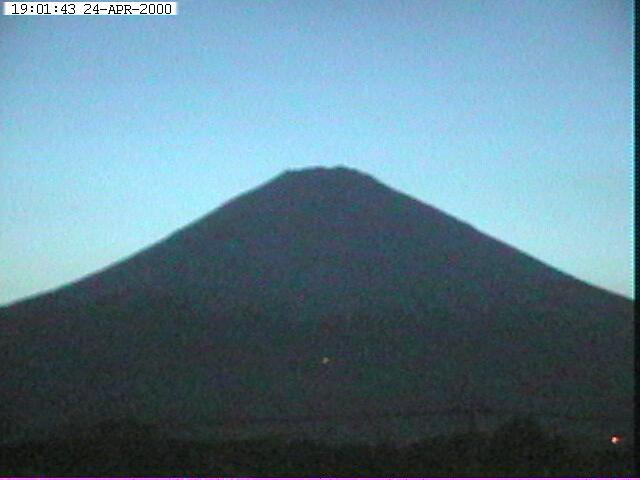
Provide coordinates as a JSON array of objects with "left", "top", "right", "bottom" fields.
[
  {"left": 7, "top": 165, "right": 627, "bottom": 308},
  {"left": 1, "top": 166, "right": 633, "bottom": 446}
]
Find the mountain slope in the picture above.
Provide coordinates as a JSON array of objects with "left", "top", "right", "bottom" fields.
[{"left": 1, "top": 166, "right": 633, "bottom": 445}]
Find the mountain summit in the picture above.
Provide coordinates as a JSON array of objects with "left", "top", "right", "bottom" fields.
[{"left": 1, "top": 167, "right": 633, "bottom": 445}]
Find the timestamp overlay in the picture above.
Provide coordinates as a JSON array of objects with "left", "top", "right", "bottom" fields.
[{"left": 4, "top": 2, "right": 178, "bottom": 15}]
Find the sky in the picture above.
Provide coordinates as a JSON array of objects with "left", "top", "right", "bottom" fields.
[{"left": 0, "top": 0, "right": 634, "bottom": 305}]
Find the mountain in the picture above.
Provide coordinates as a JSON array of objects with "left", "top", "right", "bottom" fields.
[{"left": 0, "top": 166, "right": 633, "bottom": 446}]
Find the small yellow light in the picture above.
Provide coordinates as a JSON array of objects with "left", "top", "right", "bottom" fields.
[{"left": 322, "top": 357, "right": 330, "bottom": 364}]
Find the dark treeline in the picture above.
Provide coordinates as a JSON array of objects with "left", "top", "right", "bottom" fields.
[{"left": 0, "top": 416, "right": 633, "bottom": 476}]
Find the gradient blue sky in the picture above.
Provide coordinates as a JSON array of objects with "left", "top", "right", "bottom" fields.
[{"left": 0, "top": 0, "right": 633, "bottom": 304}]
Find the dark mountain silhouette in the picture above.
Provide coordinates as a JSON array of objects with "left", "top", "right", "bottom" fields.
[{"left": 0, "top": 166, "right": 633, "bottom": 446}]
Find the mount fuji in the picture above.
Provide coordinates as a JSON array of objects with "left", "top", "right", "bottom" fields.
[{"left": 1, "top": 166, "right": 633, "bottom": 445}]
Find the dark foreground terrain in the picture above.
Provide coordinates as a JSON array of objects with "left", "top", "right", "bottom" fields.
[{"left": 0, "top": 417, "right": 633, "bottom": 476}]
